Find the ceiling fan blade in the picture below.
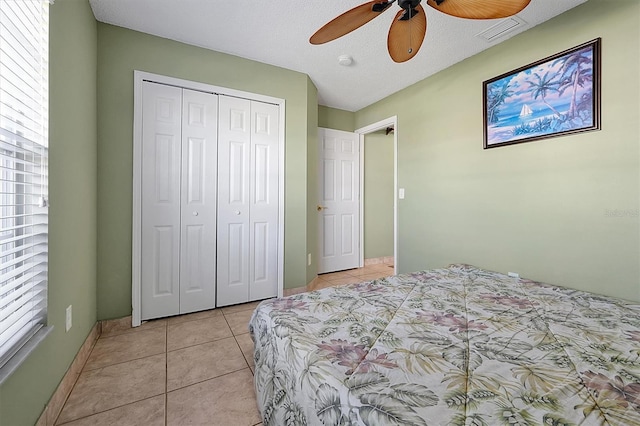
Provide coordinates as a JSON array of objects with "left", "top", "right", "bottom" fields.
[
  {"left": 425, "top": 0, "right": 531, "bottom": 19},
  {"left": 387, "top": 4, "right": 427, "bottom": 63},
  {"left": 310, "top": 1, "right": 393, "bottom": 45}
]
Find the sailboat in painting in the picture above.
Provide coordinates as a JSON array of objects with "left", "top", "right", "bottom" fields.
[{"left": 519, "top": 104, "right": 533, "bottom": 117}]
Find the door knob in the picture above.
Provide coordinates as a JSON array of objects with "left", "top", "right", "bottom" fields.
[
  {"left": 192, "top": 211, "right": 199, "bottom": 216},
  {"left": 317, "top": 205, "right": 327, "bottom": 211},
  {"left": 235, "top": 210, "right": 241, "bottom": 215}
]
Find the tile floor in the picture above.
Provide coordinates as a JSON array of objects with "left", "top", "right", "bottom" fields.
[
  {"left": 310, "top": 262, "right": 395, "bottom": 290},
  {"left": 55, "top": 263, "right": 394, "bottom": 426}
]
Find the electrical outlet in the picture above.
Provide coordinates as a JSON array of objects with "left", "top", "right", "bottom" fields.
[
  {"left": 307, "top": 253, "right": 312, "bottom": 266},
  {"left": 508, "top": 272, "right": 520, "bottom": 279},
  {"left": 66, "top": 305, "right": 72, "bottom": 332}
]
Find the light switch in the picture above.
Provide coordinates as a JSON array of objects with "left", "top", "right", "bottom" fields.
[
  {"left": 399, "top": 188, "right": 405, "bottom": 199},
  {"left": 66, "top": 305, "right": 72, "bottom": 332}
]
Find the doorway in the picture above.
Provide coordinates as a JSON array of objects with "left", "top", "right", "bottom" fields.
[{"left": 356, "top": 117, "right": 398, "bottom": 274}]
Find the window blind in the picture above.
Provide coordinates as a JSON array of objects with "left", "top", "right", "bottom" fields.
[{"left": 0, "top": 0, "right": 49, "bottom": 369}]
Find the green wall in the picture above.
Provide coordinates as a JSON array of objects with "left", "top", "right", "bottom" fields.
[
  {"left": 318, "top": 106, "right": 355, "bottom": 132},
  {"left": 355, "top": 0, "right": 640, "bottom": 301},
  {"left": 0, "top": 0, "right": 98, "bottom": 424},
  {"left": 306, "top": 79, "right": 319, "bottom": 284},
  {"left": 2, "top": 1, "right": 639, "bottom": 423},
  {"left": 364, "top": 131, "right": 394, "bottom": 259},
  {"left": 96, "top": 24, "right": 314, "bottom": 319}
]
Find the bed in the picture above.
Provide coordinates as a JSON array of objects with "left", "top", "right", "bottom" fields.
[{"left": 249, "top": 264, "right": 640, "bottom": 425}]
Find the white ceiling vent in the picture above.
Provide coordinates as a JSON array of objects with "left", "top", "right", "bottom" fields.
[{"left": 477, "top": 16, "right": 527, "bottom": 42}]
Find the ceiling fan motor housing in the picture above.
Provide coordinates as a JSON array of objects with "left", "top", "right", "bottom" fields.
[
  {"left": 397, "top": 0, "right": 421, "bottom": 21},
  {"left": 398, "top": 0, "right": 421, "bottom": 10}
]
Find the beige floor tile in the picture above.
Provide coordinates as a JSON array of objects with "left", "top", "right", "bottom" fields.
[
  {"left": 99, "top": 316, "right": 133, "bottom": 336},
  {"left": 167, "top": 315, "right": 232, "bottom": 351},
  {"left": 167, "top": 337, "right": 248, "bottom": 391},
  {"left": 319, "top": 270, "right": 357, "bottom": 281},
  {"left": 224, "top": 309, "right": 255, "bottom": 336},
  {"left": 283, "top": 285, "right": 307, "bottom": 296},
  {"left": 57, "top": 354, "right": 166, "bottom": 424},
  {"left": 221, "top": 300, "right": 264, "bottom": 315},
  {"left": 350, "top": 266, "right": 385, "bottom": 276},
  {"left": 56, "top": 255, "right": 398, "bottom": 426},
  {"left": 309, "top": 280, "right": 339, "bottom": 291},
  {"left": 167, "top": 308, "right": 222, "bottom": 325},
  {"left": 307, "top": 278, "right": 331, "bottom": 291},
  {"left": 56, "top": 395, "right": 165, "bottom": 426},
  {"left": 167, "top": 369, "right": 261, "bottom": 426},
  {"left": 367, "top": 263, "right": 396, "bottom": 272},
  {"left": 360, "top": 271, "right": 393, "bottom": 281},
  {"left": 84, "top": 327, "right": 166, "bottom": 370},
  {"left": 324, "top": 276, "right": 363, "bottom": 286},
  {"left": 100, "top": 317, "right": 167, "bottom": 339},
  {"left": 234, "top": 333, "right": 255, "bottom": 366}
]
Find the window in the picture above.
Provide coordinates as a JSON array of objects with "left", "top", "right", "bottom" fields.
[{"left": 0, "top": 0, "right": 49, "bottom": 373}]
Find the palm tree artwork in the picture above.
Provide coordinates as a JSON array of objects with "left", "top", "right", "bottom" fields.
[
  {"left": 556, "top": 48, "right": 594, "bottom": 122},
  {"left": 484, "top": 39, "right": 600, "bottom": 148},
  {"left": 526, "top": 71, "right": 563, "bottom": 119},
  {"left": 486, "top": 82, "right": 513, "bottom": 124}
]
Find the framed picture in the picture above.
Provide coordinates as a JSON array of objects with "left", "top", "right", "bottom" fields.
[{"left": 483, "top": 38, "right": 601, "bottom": 149}]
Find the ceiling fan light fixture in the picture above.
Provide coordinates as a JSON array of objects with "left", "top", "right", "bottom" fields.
[
  {"left": 311, "top": 0, "right": 531, "bottom": 62},
  {"left": 338, "top": 55, "right": 354, "bottom": 66}
]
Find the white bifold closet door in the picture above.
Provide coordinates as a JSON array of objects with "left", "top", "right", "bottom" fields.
[
  {"left": 141, "top": 81, "right": 218, "bottom": 320},
  {"left": 217, "top": 96, "right": 279, "bottom": 306}
]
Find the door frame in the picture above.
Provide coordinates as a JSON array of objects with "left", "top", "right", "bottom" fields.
[
  {"left": 132, "top": 71, "right": 286, "bottom": 326},
  {"left": 355, "top": 116, "right": 398, "bottom": 274}
]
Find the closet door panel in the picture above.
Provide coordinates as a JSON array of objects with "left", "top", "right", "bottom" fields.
[
  {"left": 141, "top": 82, "right": 182, "bottom": 320},
  {"left": 249, "top": 101, "right": 279, "bottom": 301},
  {"left": 179, "top": 89, "right": 218, "bottom": 314},
  {"left": 226, "top": 222, "right": 245, "bottom": 284},
  {"left": 217, "top": 96, "right": 251, "bottom": 306}
]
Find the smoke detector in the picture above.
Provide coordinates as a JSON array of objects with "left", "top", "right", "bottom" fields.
[{"left": 338, "top": 55, "right": 353, "bottom": 66}]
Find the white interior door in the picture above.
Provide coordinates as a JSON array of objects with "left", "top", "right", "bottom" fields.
[
  {"left": 217, "top": 96, "right": 279, "bottom": 306},
  {"left": 217, "top": 96, "right": 251, "bottom": 306},
  {"left": 141, "top": 83, "right": 218, "bottom": 320},
  {"left": 179, "top": 89, "right": 218, "bottom": 313},
  {"left": 141, "top": 82, "right": 182, "bottom": 320},
  {"left": 317, "top": 128, "right": 360, "bottom": 273},
  {"left": 248, "top": 100, "right": 279, "bottom": 301}
]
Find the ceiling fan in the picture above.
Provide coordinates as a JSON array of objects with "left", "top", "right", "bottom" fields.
[{"left": 310, "top": 0, "right": 532, "bottom": 63}]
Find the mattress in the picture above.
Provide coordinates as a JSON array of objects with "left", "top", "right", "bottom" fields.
[{"left": 249, "top": 264, "right": 640, "bottom": 425}]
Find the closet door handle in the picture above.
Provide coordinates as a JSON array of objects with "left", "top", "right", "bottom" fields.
[
  {"left": 235, "top": 210, "right": 241, "bottom": 215},
  {"left": 192, "top": 211, "right": 199, "bottom": 216}
]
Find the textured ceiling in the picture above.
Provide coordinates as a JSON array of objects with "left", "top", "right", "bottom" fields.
[{"left": 89, "top": 0, "right": 587, "bottom": 112}]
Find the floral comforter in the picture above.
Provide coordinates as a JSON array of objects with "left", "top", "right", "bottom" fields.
[{"left": 249, "top": 264, "right": 640, "bottom": 425}]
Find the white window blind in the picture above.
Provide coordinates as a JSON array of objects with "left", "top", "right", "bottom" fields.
[{"left": 0, "top": 0, "right": 49, "bottom": 370}]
